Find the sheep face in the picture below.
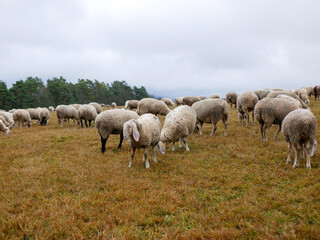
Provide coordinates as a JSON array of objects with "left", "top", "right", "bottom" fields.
[
  {"left": 5, "top": 129, "right": 11, "bottom": 135},
  {"left": 156, "top": 141, "right": 166, "bottom": 154},
  {"left": 123, "top": 120, "right": 140, "bottom": 142}
]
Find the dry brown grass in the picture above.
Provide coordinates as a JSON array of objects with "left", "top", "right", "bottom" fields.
[{"left": 1, "top": 101, "right": 320, "bottom": 239}]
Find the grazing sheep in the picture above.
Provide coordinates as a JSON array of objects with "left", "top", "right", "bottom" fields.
[
  {"left": 137, "top": 98, "right": 170, "bottom": 116},
  {"left": 266, "top": 91, "right": 308, "bottom": 109},
  {"left": 192, "top": 99, "right": 229, "bottom": 136},
  {"left": 254, "top": 90, "right": 270, "bottom": 100},
  {"left": 27, "top": 108, "right": 41, "bottom": 122},
  {"left": 314, "top": 85, "right": 320, "bottom": 100},
  {"left": 209, "top": 94, "right": 220, "bottom": 99},
  {"left": 38, "top": 108, "right": 50, "bottom": 126},
  {"left": 111, "top": 102, "right": 117, "bottom": 108},
  {"left": 175, "top": 97, "right": 184, "bottom": 107},
  {"left": 297, "top": 87, "right": 314, "bottom": 97},
  {"left": 124, "top": 100, "right": 139, "bottom": 110},
  {"left": 123, "top": 114, "right": 163, "bottom": 168},
  {"left": 78, "top": 105, "right": 97, "bottom": 128},
  {"left": 297, "top": 88, "right": 310, "bottom": 105},
  {"left": 254, "top": 98, "right": 301, "bottom": 141},
  {"left": 282, "top": 109, "right": 317, "bottom": 169},
  {"left": 0, "top": 120, "right": 10, "bottom": 135},
  {"left": 182, "top": 96, "right": 201, "bottom": 106},
  {"left": 0, "top": 116, "right": 10, "bottom": 127},
  {"left": 13, "top": 109, "right": 32, "bottom": 129},
  {"left": 199, "top": 96, "right": 207, "bottom": 100},
  {"left": 48, "top": 106, "right": 55, "bottom": 112},
  {"left": 89, "top": 102, "right": 103, "bottom": 114},
  {"left": 226, "top": 91, "right": 238, "bottom": 108},
  {"left": 237, "top": 91, "right": 259, "bottom": 126},
  {"left": 56, "top": 105, "right": 79, "bottom": 127},
  {"left": 95, "top": 109, "right": 139, "bottom": 152},
  {"left": 161, "top": 98, "right": 175, "bottom": 109},
  {"left": 159, "top": 105, "right": 197, "bottom": 152},
  {"left": 0, "top": 112, "right": 14, "bottom": 128}
]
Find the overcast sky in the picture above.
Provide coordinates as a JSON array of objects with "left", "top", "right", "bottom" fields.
[{"left": 1, "top": 0, "right": 320, "bottom": 98}]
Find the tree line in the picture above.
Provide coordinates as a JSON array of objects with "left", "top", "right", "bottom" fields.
[{"left": 0, "top": 77, "right": 150, "bottom": 110}]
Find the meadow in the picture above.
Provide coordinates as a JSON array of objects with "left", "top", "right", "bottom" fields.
[{"left": 1, "top": 100, "right": 320, "bottom": 239}]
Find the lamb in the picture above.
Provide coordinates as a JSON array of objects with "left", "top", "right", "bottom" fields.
[
  {"left": 78, "top": 105, "right": 97, "bottom": 128},
  {"left": 123, "top": 113, "right": 163, "bottom": 168},
  {"left": 48, "top": 106, "right": 55, "bottom": 112},
  {"left": 225, "top": 91, "right": 238, "bottom": 108},
  {"left": 56, "top": 105, "right": 79, "bottom": 127},
  {"left": 282, "top": 109, "right": 317, "bottom": 169},
  {"left": 297, "top": 88, "right": 310, "bottom": 105},
  {"left": 192, "top": 99, "right": 229, "bottom": 136},
  {"left": 137, "top": 98, "right": 170, "bottom": 116},
  {"left": 95, "top": 109, "right": 139, "bottom": 152},
  {"left": 254, "top": 98, "right": 301, "bottom": 141},
  {"left": 237, "top": 91, "right": 259, "bottom": 126},
  {"left": 124, "top": 100, "right": 139, "bottom": 110},
  {"left": 254, "top": 90, "right": 270, "bottom": 100},
  {"left": 38, "top": 108, "right": 50, "bottom": 126},
  {"left": 13, "top": 109, "right": 32, "bottom": 128},
  {"left": 266, "top": 91, "right": 309, "bottom": 109},
  {"left": 182, "top": 96, "right": 201, "bottom": 106},
  {"left": 27, "top": 108, "right": 41, "bottom": 122},
  {"left": 111, "top": 102, "right": 117, "bottom": 109},
  {"left": 161, "top": 98, "right": 175, "bottom": 109},
  {"left": 159, "top": 105, "right": 197, "bottom": 152},
  {"left": 89, "top": 102, "right": 103, "bottom": 114},
  {"left": 0, "top": 120, "right": 10, "bottom": 135},
  {"left": 209, "top": 94, "right": 220, "bottom": 99},
  {"left": 174, "top": 97, "right": 184, "bottom": 107}
]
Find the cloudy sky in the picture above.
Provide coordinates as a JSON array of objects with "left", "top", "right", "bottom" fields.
[{"left": 1, "top": 0, "right": 320, "bottom": 98}]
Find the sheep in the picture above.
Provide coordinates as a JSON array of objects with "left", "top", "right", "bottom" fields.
[
  {"left": 78, "top": 105, "right": 97, "bottom": 128},
  {"left": 89, "top": 102, "right": 103, "bottom": 114},
  {"left": 199, "top": 96, "right": 207, "bottom": 100},
  {"left": 297, "top": 86, "right": 314, "bottom": 97},
  {"left": 95, "top": 109, "right": 139, "bottom": 152},
  {"left": 209, "top": 94, "right": 220, "bottom": 99},
  {"left": 0, "top": 116, "right": 10, "bottom": 127},
  {"left": 56, "top": 105, "right": 79, "bottom": 127},
  {"left": 282, "top": 109, "right": 317, "bottom": 169},
  {"left": 137, "top": 98, "right": 170, "bottom": 116},
  {"left": 226, "top": 91, "right": 238, "bottom": 108},
  {"left": 254, "top": 98, "right": 301, "bottom": 141},
  {"left": 48, "top": 106, "right": 55, "bottom": 112},
  {"left": 124, "top": 100, "right": 139, "bottom": 110},
  {"left": 159, "top": 105, "right": 197, "bottom": 152},
  {"left": 0, "top": 112, "right": 14, "bottom": 128},
  {"left": 111, "top": 102, "right": 117, "bottom": 109},
  {"left": 38, "top": 108, "right": 50, "bottom": 126},
  {"left": 161, "top": 98, "right": 175, "bottom": 109},
  {"left": 297, "top": 88, "right": 310, "bottom": 105},
  {"left": 237, "top": 91, "right": 259, "bottom": 126},
  {"left": 266, "top": 91, "right": 309, "bottom": 109},
  {"left": 27, "top": 108, "right": 41, "bottom": 122},
  {"left": 276, "top": 95, "right": 302, "bottom": 108},
  {"left": 13, "top": 109, "right": 32, "bottom": 129},
  {"left": 182, "top": 96, "right": 201, "bottom": 106},
  {"left": 123, "top": 113, "right": 163, "bottom": 168},
  {"left": 174, "top": 97, "right": 184, "bottom": 107},
  {"left": 192, "top": 99, "right": 229, "bottom": 136},
  {"left": 254, "top": 90, "right": 270, "bottom": 100},
  {"left": 0, "top": 120, "right": 10, "bottom": 135},
  {"left": 314, "top": 85, "right": 320, "bottom": 100}
]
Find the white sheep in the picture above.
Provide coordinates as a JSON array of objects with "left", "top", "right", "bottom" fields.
[
  {"left": 13, "top": 109, "right": 32, "bottom": 129},
  {"left": 38, "top": 108, "right": 50, "bottom": 126},
  {"left": 137, "top": 98, "right": 170, "bottom": 116},
  {"left": 48, "top": 106, "right": 55, "bottom": 112},
  {"left": 266, "top": 91, "right": 308, "bottom": 109},
  {"left": 124, "top": 100, "right": 139, "bottom": 110},
  {"left": 159, "top": 105, "right": 197, "bottom": 152},
  {"left": 254, "top": 90, "right": 271, "bottom": 100},
  {"left": 78, "top": 105, "right": 97, "bottom": 128},
  {"left": 0, "top": 112, "right": 14, "bottom": 128},
  {"left": 282, "top": 109, "right": 317, "bottom": 169},
  {"left": 0, "top": 120, "right": 11, "bottom": 135},
  {"left": 225, "top": 91, "right": 238, "bottom": 108},
  {"left": 123, "top": 113, "right": 163, "bottom": 168},
  {"left": 297, "top": 88, "right": 310, "bottom": 105},
  {"left": 95, "top": 109, "right": 139, "bottom": 152},
  {"left": 182, "top": 96, "right": 201, "bottom": 106},
  {"left": 111, "top": 102, "right": 117, "bottom": 109},
  {"left": 89, "top": 102, "right": 103, "bottom": 114},
  {"left": 161, "top": 98, "right": 175, "bottom": 109},
  {"left": 27, "top": 108, "right": 41, "bottom": 123},
  {"left": 237, "top": 91, "right": 259, "bottom": 126},
  {"left": 174, "top": 97, "right": 184, "bottom": 107},
  {"left": 208, "top": 94, "right": 220, "bottom": 99},
  {"left": 56, "top": 105, "right": 79, "bottom": 127}
]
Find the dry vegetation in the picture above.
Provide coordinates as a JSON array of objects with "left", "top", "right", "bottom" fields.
[{"left": 1, "top": 101, "right": 320, "bottom": 239}]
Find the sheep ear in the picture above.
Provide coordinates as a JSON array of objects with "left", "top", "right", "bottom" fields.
[{"left": 132, "top": 122, "right": 140, "bottom": 142}]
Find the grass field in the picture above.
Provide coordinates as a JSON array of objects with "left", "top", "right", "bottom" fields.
[{"left": 1, "top": 101, "right": 320, "bottom": 239}]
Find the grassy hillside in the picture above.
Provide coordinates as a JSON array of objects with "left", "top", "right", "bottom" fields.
[{"left": 1, "top": 101, "right": 320, "bottom": 239}]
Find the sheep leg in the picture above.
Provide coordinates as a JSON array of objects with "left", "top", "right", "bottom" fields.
[
  {"left": 274, "top": 125, "right": 281, "bottom": 139},
  {"left": 58, "top": 118, "right": 62, "bottom": 127},
  {"left": 19, "top": 121, "right": 22, "bottom": 129},
  {"left": 245, "top": 112, "right": 249, "bottom": 126},
  {"left": 67, "top": 119, "right": 70, "bottom": 127},
  {"left": 85, "top": 120, "right": 88, "bottom": 128},
  {"left": 306, "top": 153, "right": 311, "bottom": 169},
  {"left": 293, "top": 145, "right": 300, "bottom": 168},
  {"left": 172, "top": 142, "right": 176, "bottom": 151},
  {"left": 143, "top": 148, "right": 150, "bottom": 168},
  {"left": 252, "top": 112, "right": 255, "bottom": 125},
  {"left": 100, "top": 135, "right": 109, "bottom": 153},
  {"left": 210, "top": 123, "right": 217, "bottom": 136},
  {"left": 223, "top": 118, "right": 228, "bottom": 136},
  {"left": 89, "top": 120, "right": 92, "bottom": 127},
  {"left": 183, "top": 137, "right": 189, "bottom": 151},
  {"left": 118, "top": 133, "right": 124, "bottom": 149},
  {"left": 197, "top": 122, "right": 203, "bottom": 136},
  {"left": 129, "top": 148, "right": 136, "bottom": 168},
  {"left": 286, "top": 143, "right": 292, "bottom": 164},
  {"left": 80, "top": 119, "right": 84, "bottom": 128},
  {"left": 179, "top": 138, "right": 183, "bottom": 147},
  {"left": 259, "top": 122, "right": 265, "bottom": 141},
  {"left": 152, "top": 146, "right": 157, "bottom": 162}
]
